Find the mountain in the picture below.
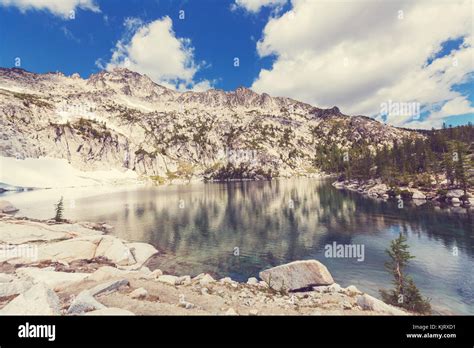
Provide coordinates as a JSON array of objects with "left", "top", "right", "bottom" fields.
[{"left": 0, "top": 67, "right": 420, "bottom": 186}]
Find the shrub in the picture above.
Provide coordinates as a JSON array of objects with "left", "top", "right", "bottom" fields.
[
  {"left": 54, "top": 197, "right": 64, "bottom": 222},
  {"left": 379, "top": 233, "right": 431, "bottom": 314}
]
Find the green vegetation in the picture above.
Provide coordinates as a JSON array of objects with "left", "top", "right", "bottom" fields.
[
  {"left": 8, "top": 89, "right": 52, "bottom": 109},
  {"left": 54, "top": 197, "right": 64, "bottom": 222},
  {"left": 379, "top": 233, "right": 432, "bottom": 314},
  {"left": 73, "top": 118, "right": 112, "bottom": 139},
  {"left": 320, "top": 124, "right": 474, "bottom": 192},
  {"left": 204, "top": 162, "right": 273, "bottom": 181},
  {"left": 149, "top": 175, "right": 166, "bottom": 185},
  {"left": 134, "top": 148, "right": 156, "bottom": 158}
]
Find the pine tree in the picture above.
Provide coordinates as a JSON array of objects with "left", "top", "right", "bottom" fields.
[
  {"left": 379, "top": 233, "right": 431, "bottom": 314},
  {"left": 54, "top": 196, "right": 64, "bottom": 222},
  {"left": 454, "top": 141, "right": 470, "bottom": 195},
  {"left": 443, "top": 147, "right": 455, "bottom": 186}
]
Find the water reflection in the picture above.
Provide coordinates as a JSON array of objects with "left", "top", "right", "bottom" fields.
[{"left": 4, "top": 178, "right": 473, "bottom": 314}]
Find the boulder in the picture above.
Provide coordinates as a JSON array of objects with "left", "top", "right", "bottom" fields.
[
  {"left": 224, "top": 308, "right": 238, "bottom": 315},
  {"left": 178, "top": 301, "right": 195, "bottom": 309},
  {"left": 343, "top": 285, "right": 362, "bottom": 296},
  {"left": 446, "top": 189, "right": 464, "bottom": 198},
  {"left": 177, "top": 275, "right": 191, "bottom": 286},
  {"left": 120, "top": 242, "right": 158, "bottom": 269},
  {"left": 37, "top": 236, "right": 102, "bottom": 263},
  {"left": 130, "top": 287, "right": 148, "bottom": 299},
  {"left": 356, "top": 294, "right": 407, "bottom": 315},
  {"left": 149, "top": 269, "right": 163, "bottom": 279},
  {"left": 199, "top": 274, "right": 215, "bottom": 286},
  {"left": 0, "top": 283, "right": 60, "bottom": 315},
  {"left": 95, "top": 236, "right": 134, "bottom": 266},
  {"left": 451, "top": 197, "right": 461, "bottom": 205},
  {"left": 67, "top": 291, "right": 106, "bottom": 314},
  {"left": 367, "top": 184, "right": 388, "bottom": 197},
  {"left": 247, "top": 277, "right": 258, "bottom": 285},
  {"left": 88, "top": 279, "right": 129, "bottom": 297},
  {"left": 0, "top": 280, "right": 33, "bottom": 297},
  {"left": 410, "top": 189, "right": 426, "bottom": 200},
  {"left": 219, "top": 277, "right": 233, "bottom": 284},
  {"left": 101, "top": 224, "right": 114, "bottom": 231},
  {"left": 327, "top": 283, "right": 342, "bottom": 293},
  {"left": 15, "top": 267, "right": 89, "bottom": 289},
  {"left": 0, "top": 200, "right": 18, "bottom": 214},
  {"left": 259, "top": 260, "right": 334, "bottom": 292},
  {"left": 67, "top": 279, "right": 129, "bottom": 314},
  {"left": 157, "top": 275, "right": 179, "bottom": 286}
]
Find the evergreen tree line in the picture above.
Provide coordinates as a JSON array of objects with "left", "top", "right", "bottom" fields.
[{"left": 314, "top": 123, "right": 474, "bottom": 193}]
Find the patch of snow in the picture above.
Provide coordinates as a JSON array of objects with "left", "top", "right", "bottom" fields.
[
  {"left": 118, "top": 96, "right": 156, "bottom": 112},
  {"left": 0, "top": 156, "right": 139, "bottom": 189}
]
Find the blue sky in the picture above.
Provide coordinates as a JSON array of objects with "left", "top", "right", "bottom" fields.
[
  {"left": 0, "top": 0, "right": 472, "bottom": 129},
  {"left": 0, "top": 0, "right": 280, "bottom": 90}
]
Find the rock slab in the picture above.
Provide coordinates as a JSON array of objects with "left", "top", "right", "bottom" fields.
[
  {"left": 259, "top": 260, "right": 334, "bottom": 292},
  {"left": 0, "top": 283, "right": 60, "bottom": 315}
]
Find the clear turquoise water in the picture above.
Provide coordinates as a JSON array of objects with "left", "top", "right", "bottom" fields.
[{"left": 4, "top": 178, "right": 474, "bottom": 314}]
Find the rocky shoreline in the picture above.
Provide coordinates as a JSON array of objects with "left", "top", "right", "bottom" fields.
[
  {"left": 0, "top": 212, "right": 408, "bottom": 316},
  {"left": 332, "top": 179, "right": 474, "bottom": 209}
]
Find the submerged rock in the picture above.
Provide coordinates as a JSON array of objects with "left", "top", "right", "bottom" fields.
[{"left": 259, "top": 260, "right": 334, "bottom": 292}]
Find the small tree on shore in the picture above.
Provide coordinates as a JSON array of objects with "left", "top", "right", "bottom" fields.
[
  {"left": 379, "top": 233, "right": 431, "bottom": 314},
  {"left": 54, "top": 196, "right": 64, "bottom": 222}
]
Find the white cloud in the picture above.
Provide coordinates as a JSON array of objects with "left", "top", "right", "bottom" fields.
[
  {"left": 106, "top": 16, "right": 213, "bottom": 92},
  {"left": 429, "top": 97, "right": 474, "bottom": 120},
  {"left": 232, "top": 0, "right": 287, "bottom": 13},
  {"left": 0, "top": 0, "right": 100, "bottom": 18},
  {"left": 251, "top": 0, "right": 474, "bottom": 128}
]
